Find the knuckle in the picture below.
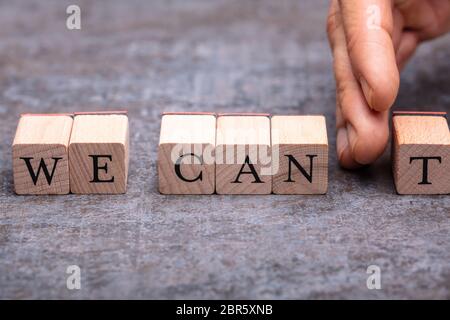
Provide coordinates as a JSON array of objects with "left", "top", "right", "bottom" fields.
[{"left": 326, "top": 13, "right": 338, "bottom": 36}]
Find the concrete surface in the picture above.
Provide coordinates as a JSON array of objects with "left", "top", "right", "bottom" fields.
[{"left": 0, "top": 0, "right": 449, "bottom": 299}]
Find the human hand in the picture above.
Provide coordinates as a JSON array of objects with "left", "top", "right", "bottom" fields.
[{"left": 327, "top": 0, "right": 450, "bottom": 168}]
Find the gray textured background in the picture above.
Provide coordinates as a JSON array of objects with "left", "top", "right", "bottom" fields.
[{"left": 0, "top": 0, "right": 449, "bottom": 299}]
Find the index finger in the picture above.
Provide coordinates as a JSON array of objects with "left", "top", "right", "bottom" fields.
[{"left": 339, "top": 0, "right": 399, "bottom": 112}]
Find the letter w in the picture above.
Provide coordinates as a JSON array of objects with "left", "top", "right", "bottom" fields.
[{"left": 20, "top": 157, "right": 62, "bottom": 185}]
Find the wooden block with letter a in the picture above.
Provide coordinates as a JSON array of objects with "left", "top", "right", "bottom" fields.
[
  {"left": 271, "top": 115, "right": 328, "bottom": 194},
  {"left": 69, "top": 111, "right": 129, "bottom": 194},
  {"left": 13, "top": 114, "right": 73, "bottom": 195},
  {"left": 158, "top": 112, "right": 216, "bottom": 194},
  {"left": 392, "top": 111, "right": 450, "bottom": 195},
  {"left": 215, "top": 113, "right": 272, "bottom": 194}
]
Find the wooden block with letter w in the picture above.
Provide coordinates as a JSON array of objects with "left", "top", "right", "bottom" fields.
[
  {"left": 13, "top": 114, "right": 73, "bottom": 195},
  {"left": 392, "top": 111, "right": 450, "bottom": 194}
]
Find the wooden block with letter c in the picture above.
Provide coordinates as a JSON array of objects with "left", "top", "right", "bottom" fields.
[{"left": 158, "top": 112, "right": 216, "bottom": 194}]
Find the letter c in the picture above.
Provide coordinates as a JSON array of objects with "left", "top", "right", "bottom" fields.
[{"left": 174, "top": 153, "right": 203, "bottom": 182}]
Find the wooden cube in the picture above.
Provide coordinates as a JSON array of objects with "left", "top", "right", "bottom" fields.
[
  {"left": 216, "top": 113, "right": 272, "bottom": 194},
  {"left": 392, "top": 111, "right": 450, "bottom": 195},
  {"left": 158, "top": 112, "right": 216, "bottom": 194},
  {"left": 69, "top": 112, "right": 129, "bottom": 194},
  {"left": 272, "top": 115, "right": 328, "bottom": 194},
  {"left": 12, "top": 114, "right": 73, "bottom": 195}
]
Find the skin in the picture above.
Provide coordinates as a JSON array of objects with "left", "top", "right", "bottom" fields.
[{"left": 327, "top": 0, "right": 450, "bottom": 169}]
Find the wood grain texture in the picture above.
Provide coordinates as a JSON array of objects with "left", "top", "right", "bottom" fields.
[
  {"left": 392, "top": 114, "right": 450, "bottom": 194},
  {"left": 69, "top": 114, "right": 129, "bottom": 194},
  {"left": 12, "top": 114, "right": 73, "bottom": 195},
  {"left": 158, "top": 114, "right": 216, "bottom": 194},
  {"left": 272, "top": 115, "right": 328, "bottom": 194},
  {"left": 216, "top": 115, "right": 271, "bottom": 194}
]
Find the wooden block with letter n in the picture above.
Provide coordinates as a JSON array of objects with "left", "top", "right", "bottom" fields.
[
  {"left": 69, "top": 111, "right": 129, "bottom": 194},
  {"left": 13, "top": 114, "right": 74, "bottom": 195},
  {"left": 158, "top": 112, "right": 216, "bottom": 194},
  {"left": 216, "top": 113, "right": 272, "bottom": 194},
  {"left": 392, "top": 111, "right": 450, "bottom": 195},
  {"left": 271, "top": 115, "right": 328, "bottom": 194}
]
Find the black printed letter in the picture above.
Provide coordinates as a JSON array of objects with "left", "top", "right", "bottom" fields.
[
  {"left": 284, "top": 154, "right": 317, "bottom": 183},
  {"left": 409, "top": 156, "right": 441, "bottom": 185},
  {"left": 20, "top": 157, "right": 62, "bottom": 185},
  {"left": 174, "top": 153, "right": 203, "bottom": 182},
  {"left": 232, "top": 155, "right": 263, "bottom": 183},
  {"left": 89, "top": 155, "right": 114, "bottom": 183}
]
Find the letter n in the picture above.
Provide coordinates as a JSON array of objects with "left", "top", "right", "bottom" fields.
[{"left": 284, "top": 154, "right": 317, "bottom": 183}]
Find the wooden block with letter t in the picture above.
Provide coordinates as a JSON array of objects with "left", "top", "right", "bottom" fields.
[
  {"left": 69, "top": 112, "right": 129, "bottom": 194},
  {"left": 158, "top": 112, "right": 216, "bottom": 194},
  {"left": 271, "top": 115, "right": 328, "bottom": 194},
  {"left": 13, "top": 114, "right": 73, "bottom": 195},
  {"left": 392, "top": 111, "right": 450, "bottom": 195},
  {"left": 215, "top": 113, "right": 272, "bottom": 194}
]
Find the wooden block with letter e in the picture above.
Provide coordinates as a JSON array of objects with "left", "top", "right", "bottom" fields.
[
  {"left": 392, "top": 111, "right": 450, "bottom": 195},
  {"left": 13, "top": 114, "right": 74, "bottom": 195},
  {"left": 69, "top": 111, "right": 129, "bottom": 194},
  {"left": 158, "top": 112, "right": 216, "bottom": 194},
  {"left": 271, "top": 115, "right": 328, "bottom": 194},
  {"left": 216, "top": 113, "right": 272, "bottom": 194}
]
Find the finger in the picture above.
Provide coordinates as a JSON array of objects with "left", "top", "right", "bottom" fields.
[
  {"left": 336, "top": 110, "right": 362, "bottom": 169},
  {"left": 339, "top": 0, "right": 400, "bottom": 112},
  {"left": 396, "top": 31, "right": 418, "bottom": 70},
  {"left": 328, "top": 1, "right": 390, "bottom": 168},
  {"left": 394, "top": 0, "right": 450, "bottom": 40},
  {"left": 328, "top": 1, "right": 362, "bottom": 168},
  {"left": 335, "top": 88, "right": 362, "bottom": 168},
  {"left": 336, "top": 70, "right": 390, "bottom": 167},
  {"left": 392, "top": 8, "right": 404, "bottom": 51}
]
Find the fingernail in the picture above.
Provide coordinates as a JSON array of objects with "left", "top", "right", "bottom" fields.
[
  {"left": 336, "top": 127, "right": 348, "bottom": 163},
  {"left": 336, "top": 126, "right": 362, "bottom": 169},
  {"left": 359, "top": 77, "right": 373, "bottom": 109}
]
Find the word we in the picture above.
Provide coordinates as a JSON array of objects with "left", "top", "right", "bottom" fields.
[{"left": 12, "top": 111, "right": 129, "bottom": 195}]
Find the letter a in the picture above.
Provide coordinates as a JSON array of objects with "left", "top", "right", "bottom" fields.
[{"left": 66, "top": 5, "right": 81, "bottom": 30}]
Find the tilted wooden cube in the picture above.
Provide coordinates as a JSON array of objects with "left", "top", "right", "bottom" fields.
[
  {"left": 215, "top": 113, "right": 272, "bottom": 194},
  {"left": 158, "top": 112, "right": 216, "bottom": 194},
  {"left": 69, "top": 112, "right": 129, "bottom": 194},
  {"left": 13, "top": 114, "right": 73, "bottom": 195},
  {"left": 392, "top": 111, "right": 450, "bottom": 195},
  {"left": 272, "top": 115, "right": 328, "bottom": 194}
]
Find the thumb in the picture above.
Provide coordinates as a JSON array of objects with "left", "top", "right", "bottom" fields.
[{"left": 339, "top": 0, "right": 399, "bottom": 112}]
